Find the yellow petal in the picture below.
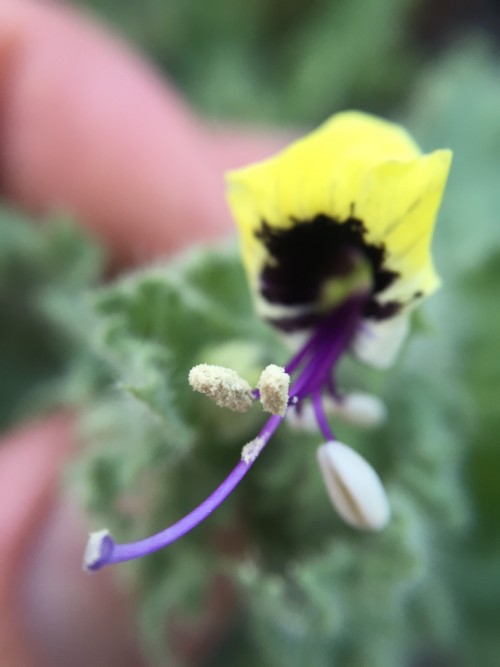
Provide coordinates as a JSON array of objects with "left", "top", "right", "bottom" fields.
[
  {"left": 356, "top": 150, "right": 451, "bottom": 304},
  {"left": 226, "top": 111, "right": 451, "bottom": 325}
]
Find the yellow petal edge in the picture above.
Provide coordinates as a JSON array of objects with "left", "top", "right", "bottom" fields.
[{"left": 226, "top": 111, "right": 452, "bottom": 316}]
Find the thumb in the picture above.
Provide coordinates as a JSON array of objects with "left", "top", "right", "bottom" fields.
[
  {"left": 0, "top": 0, "right": 229, "bottom": 265},
  {"left": 0, "top": 414, "right": 147, "bottom": 667}
]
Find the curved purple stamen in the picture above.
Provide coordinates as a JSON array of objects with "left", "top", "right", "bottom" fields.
[
  {"left": 86, "top": 414, "right": 282, "bottom": 571},
  {"left": 84, "top": 294, "right": 367, "bottom": 571},
  {"left": 312, "top": 391, "right": 335, "bottom": 441}
]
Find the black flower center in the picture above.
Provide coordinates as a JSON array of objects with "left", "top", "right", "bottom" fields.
[{"left": 255, "top": 214, "right": 400, "bottom": 331}]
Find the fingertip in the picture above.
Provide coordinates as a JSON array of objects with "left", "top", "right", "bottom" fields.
[
  {"left": 0, "top": 1, "right": 298, "bottom": 268},
  {"left": 0, "top": 413, "right": 74, "bottom": 666},
  {"left": 0, "top": 0, "right": 230, "bottom": 264}
]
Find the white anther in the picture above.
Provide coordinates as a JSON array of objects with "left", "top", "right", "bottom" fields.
[
  {"left": 258, "top": 364, "right": 290, "bottom": 416},
  {"left": 83, "top": 529, "right": 112, "bottom": 572},
  {"left": 316, "top": 441, "right": 390, "bottom": 531},
  {"left": 241, "top": 435, "right": 266, "bottom": 464},
  {"left": 188, "top": 364, "right": 253, "bottom": 412}
]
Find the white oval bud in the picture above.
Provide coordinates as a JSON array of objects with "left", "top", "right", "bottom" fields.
[{"left": 317, "top": 441, "right": 390, "bottom": 530}]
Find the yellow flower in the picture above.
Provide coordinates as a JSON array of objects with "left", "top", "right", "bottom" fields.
[
  {"left": 84, "top": 113, "right": 452, "bottom": 571},
  {"left": 227, "top": 111, "right": 452, "bottom": 366}
]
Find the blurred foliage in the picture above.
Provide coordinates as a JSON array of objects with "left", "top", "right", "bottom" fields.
[
  {"left": 76, "top": 0, "right": 422, "bottom": 123},
  {"left": 72, "top": 0, "right": 500, "bottom": 125},
  {"left": 1, "top": 1, "right": 500, "bottom": 666},
  {"left": 0, "top": 209, "right": 105, "bottom": 430}
]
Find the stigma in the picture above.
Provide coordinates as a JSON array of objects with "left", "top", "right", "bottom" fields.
[{"left": 84, "top": 292, "right": 390, "bottom": 572}]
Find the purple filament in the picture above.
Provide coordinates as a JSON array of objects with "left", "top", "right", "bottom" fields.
[
  {"left": 312, "top": 392, "right": 335, "bottom": 441},
  {"left": 89, "top": 414, "right": 282, "bottom": 569},
  {"left": 291, "top": 296, "right": 365, "bottom": 399},
  {"left": 88, "top": 295, "right": 366, "bottom": 570}
]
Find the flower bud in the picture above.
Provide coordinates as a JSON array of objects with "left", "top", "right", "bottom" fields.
[{"left": 317, "top": 441, "right": 390, "bottom": 530}]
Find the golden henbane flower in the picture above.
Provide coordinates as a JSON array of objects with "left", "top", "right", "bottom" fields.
[{"left": 85, "top": 111, "right": 452, "bottom": 571}]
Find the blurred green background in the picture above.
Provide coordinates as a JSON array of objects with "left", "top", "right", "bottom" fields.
[
  {"left": 1, "top": 0, "right": 500, "bottom": 665},
  {"left": 77, "top": 0, "right": 500, "bottom": 125}
]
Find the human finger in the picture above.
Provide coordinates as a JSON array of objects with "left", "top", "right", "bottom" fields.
[
  {"left": 0, "top": 414, "right": 148, "bottom": 667},
  {"left": 0, "top": 1, "right": 292, "bottom": 268},
  {"left": 0, "top": 0, "right": 229, "bottom": 265}
]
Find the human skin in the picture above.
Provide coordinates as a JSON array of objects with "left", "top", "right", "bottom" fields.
[{"left": 0, "top": 1, "right": 288, "bottom": 665}]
